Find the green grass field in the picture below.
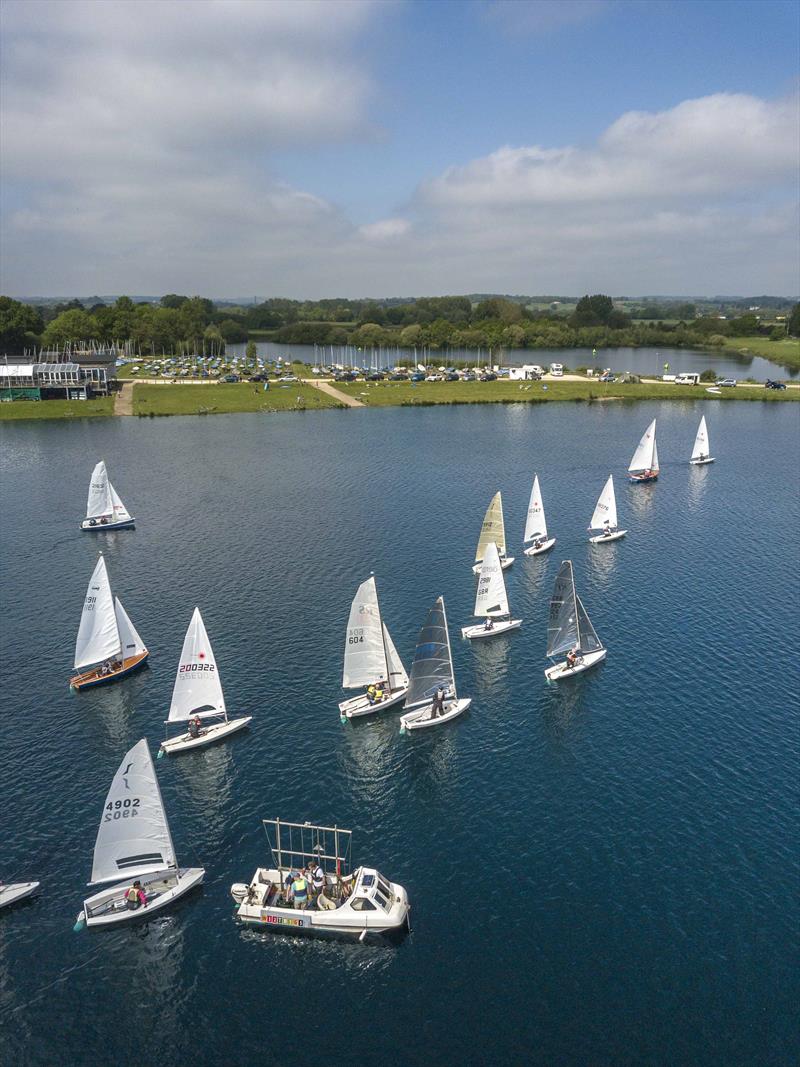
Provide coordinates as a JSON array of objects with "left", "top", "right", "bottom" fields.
[
  {"left": 0, "top": 397, "right": 115, "bottom": 421},
  {"left": 717, "top": 336, "right": 800, "bottom": 369},
  {"left": 132, "top": 382, "right": 343, "bottom": 416}
]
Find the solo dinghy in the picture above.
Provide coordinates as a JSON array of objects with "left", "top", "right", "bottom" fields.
[
  {"left": 545, "top": 561, "right": 606, "bottom": 681},
  {"left": 75, "top": 738, "right": 204, "bottom": 929},
  {"left": 472, "top": 491, "right": 514, "bottom": 573},
  {"left": 159, "top": 607, "right": 251, "bottom": 756},
  {"left": 339, "top": 576, "right": 409, "bottom": 721},
  {"left": 689, "top": 415, "right": 715, "bottom": 465},
  {"left": 81, "top": 461, "right": 135, "bottom": 530},
  {"left": 71, "top": 555, "right": 149, "bottom": 691},
  {"left": 462, "top": 541, "right": 522, "bottom": 640},
  {"left": 0, "top": 881, "right": 40, "bottom": 909},
  {"left": 628, "top": 418, "right": 659, "bottom": 483},
  {"left": 523, "top": 474, "right": 556, "bottom": 555},
  {"left": 400, "top": 596, "right": 471, "bottom": 731},
  {"left": 588, "top": 475, "right": 627, "bottom": 543}
]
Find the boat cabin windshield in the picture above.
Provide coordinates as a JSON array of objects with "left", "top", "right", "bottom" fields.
[{"left": 351, "top": 869, "right": 394, "bottom": 912}]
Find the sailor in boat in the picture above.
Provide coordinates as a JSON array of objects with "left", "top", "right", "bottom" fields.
[
  {"left": 430, "top": 686, "right": 446, "bottom": 719},
  {"left": 310, "top": 861, "right": 325, "bottom": 902},
  {"left": 187, "top": 716, "right": 204, "bottom": 739},
  {"left": 484, "top": 617, "right": 494, "bottom": 631},
  {"left": 125, "top": 881, "right": 147, "bottom": 911},
  {"left": 566, "top": 647, "right": 581, "bottom": 670},
  {"left": 533, "top": 537, "right": 544, "bottom": 551},
  {"left": 602, "top": 520, "right": 614, "bottom": 538},
  {"left": 292, "top": 872, "right": 309, "bottom": 910}
]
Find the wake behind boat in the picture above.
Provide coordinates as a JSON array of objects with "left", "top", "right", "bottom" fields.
[
  {"left": 588, "top": 475, "right": 627, "bottom": 543},
  {"left": 81, "top": 461, "right": 135, "bottom": 530},
  {"left": 339, "top": 576, "right": 408, "bottom": 720},
  {"left": 690, "top": 415, "right": 715, "bottom": 465},
  {"left": 523, "top": 474, "right": 556, "bottom": 555},
  {"left": 472, "top": 491, "right": 514, "bottom": 572},
  {"left": 159, "top": 607, "right": 251, "bottom": 755},
  {"left": 400, "top": 596, "right": 471, "bottom": 731},
  {"left": 0, "top": 881, "right": 40, "bottom": 909},
  {"left": 462, "top": 541, "right": 522, "bottom": 640},
  {"left": 628, "top": 419, "right": 659, "bottom": 483},
  {"left": 545, "top": 561, "right": 606, "bottom": 680}
]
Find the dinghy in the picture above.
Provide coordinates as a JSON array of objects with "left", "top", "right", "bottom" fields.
[
  {"left": 628, "top": 418, "right": 659, "bottom": 482},
  {"left": 588, "top": 475, "right": 627, "bottom": 543},
  {"left": 231, "top": 819, "right": 409, "bottom": 940},
  {"left": 70, "top": 555, "right": 149, "bottom": 690},
  {"left": 462, "top": 541, "right": 522, "bottom": 640},
  {"left": 523, "top": 474, "right": 556, "bottom": 555},
  {"left": 544, "top": 561, "right": 606, "bottom": 681},
  {"left": 75, "top": 738, "right": 204, "bottom": 929},
  {"left": 338, "top": 576, "right": 409, "bottom": 720},
  {"left": 689, "top": 415, "right": 715, "bottom": 465},
  {"left": 400, "top": 596, "right": 471, "bottom": 731},
  {"left": 472, "top": 491, "right": 514, "bottom": 573},
  {"left": 159, "top": 608, "right": 252, "bottom": 755},
  {"left": 0, "top": 881, "right": 40, "bottom": 909},
  {"left": 81, "top": 461, "right": 135, "bottom": 530}
]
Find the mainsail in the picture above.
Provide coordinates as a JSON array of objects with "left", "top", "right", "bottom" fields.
[
  {"left": 382, "top": 622, "right": 409, "bottom": 690},
  {"left": 523, "top": 474, "right": 548, "bottom": 543},
  {"left": 342, "top": 577, "right": 388, "bottom": 688},
  {"left": 546, "top": 562, "right": 579, "bottom": 658},
  {"left": 404, "top": 596, "right": 456, "bottom": 707},
  {"left": 168, "top": 607, "right": 226, "bottom": 722},
  {"left": 74, "top": 556, "right": 121, "bottom": 670},
  {"left": 628, "top": 419, "right": 658, "bottom": 473},
  {"left": 114, "top": 597, "right": 147, "bottom": 660},
  {"left": 590, "top": 475, "right": 618, "bottom": 530},
  {"left": 474, "top": 541, "right": 509, "bottom": 617},
  {"left": 86, "top": 461, "right": 113, "bottom": 520},
  {"left": 691, "top": 416, "right": 709, "bottom": 461},
  {"left": 475, "top": 491, "right": 506, "bottom": 562},
  {"left": 90, "top": 739, "right": 177, "bottom": 886}
]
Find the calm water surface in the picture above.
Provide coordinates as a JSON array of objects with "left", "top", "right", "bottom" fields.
[{"left": 1, "top": 403, "right": 798, "bottom": 1066}]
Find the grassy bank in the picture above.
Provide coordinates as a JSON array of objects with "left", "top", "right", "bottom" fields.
[
  {"left": 132, "top": 382, "right": 342, "bottom": 416},
  {"left": 0, "top": 397, "right": 115, "bottom": 421},
  {"left": 715, "top": 335, "right": 800, "bottom": 369}
]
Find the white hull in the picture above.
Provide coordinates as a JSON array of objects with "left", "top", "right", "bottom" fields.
[
  {"left": 690, "top": 457, "right": 715, "bottom": 465},
  {"left": 79, "top": 867, "right": 204, "bottom": 928},
  {"left": 339, "top": 686, "right": 408, "bottom": 719},
  {"left": 159, "top": 716, "right": 252, "bottom": 755},
  {"left": 0, "top": 881, "right": 40, "bottom": 909},
  {"left": 472, "top": 556, "right": 514, "bottom": 574},
  {"left": 524, "top": 538, "right": 556, "bottom": 556},
  {"left": 545, "top": 648, "right": 606, "bottom": 681},
  {"left": 81, "top": 516, "right": 135, "bottom": 531},
  {"left": 461, "top": 619, "right": 522, "bottom": 640},
  {"left": 400, "top": 696, "right": 472, "bottom": 731},
  {"left": 589, "top": 529, "right": 627, "bottom": 544}
]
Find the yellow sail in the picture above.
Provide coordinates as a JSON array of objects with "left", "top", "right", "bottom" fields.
[{"left": 475, "top": 491, "right": 506, "bottom": 562}]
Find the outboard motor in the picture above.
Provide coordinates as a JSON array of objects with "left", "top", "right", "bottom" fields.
[{"left": 230, "top": 883, "right": 249, "bottom": 904}]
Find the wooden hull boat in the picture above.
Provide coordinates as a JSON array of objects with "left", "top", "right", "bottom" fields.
[
  {"left": 159, "top": 716, "right": 252, "bottom": 755},
  {"left": 628, "top": 471, "right": 658, "bottom": 483},
  {"left": 70, "top": 650, "right": 149, "bottom": 691}
]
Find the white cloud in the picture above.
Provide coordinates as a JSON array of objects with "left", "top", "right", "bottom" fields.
[{"left": 358, "top": 218, "right": 412, "bottom": 241}]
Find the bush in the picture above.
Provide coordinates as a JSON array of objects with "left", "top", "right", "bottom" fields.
[{"left": 699, "top": 369, "right": 717, "bottom": 382}]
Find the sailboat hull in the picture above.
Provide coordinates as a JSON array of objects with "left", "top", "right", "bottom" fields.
[
  {"left": 339, "top": 687, "right": 408, "bottom": 719},
  {"left": 400, "top": 697, "right": 472, "bottom": 731},
  {"left": 461, "top": 619, "right": 522, "bottom": 640},
  {"left": 524, "top": 538, "right": 556, "bottom": 556},
  {"left": 545, "top": 648, "right": 606, "bottom": 681},
  {"left": 0, "top": 882, "right": 40, "bottom": 910},
  {"left": 589, "top": 529, "right": 627, "bottom": 544},
  {"left": 70, "top": 651, "right": 149, "bottom": 691},
  {"left": 690, "top": 457, "right": 715, "bottom": 465},
  {"left": 159, "top": 716, "right": 252, "bottom": 755},
  {"left": 472, "top": 556, "right": 514, "bottom": 574},
  {"left": 628, "top": 472, "right": 658, "bottom": 483},
  {"left": 81, "top": 517, "right": 136, "bottom": 531},
  {"left": 80, "top": 867, "right": 204, "bottom": 928}
]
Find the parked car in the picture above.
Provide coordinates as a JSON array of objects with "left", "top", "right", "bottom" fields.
[
  {"left": 479, "top": 372, "right": 497, "bottom": 382},
  {"left": 445, "top": 372, "right": 460, "bottom": 381},
  {"left": 765, "top": 379, "right": 787, "bottom": 389},
  {"left": 425, "top": 373, "right": 443, "bottom": 382},
  {"left": 281, "top": 374, "right": 298, "bottom": 382},
  {"left": 462, "top": 373, "right": 477, "bottom": 382},
  {"left": 365, "top": 372, "right": 385, "bottom": 381},
  {"left": 248, "top": 374, "right": 266, "bottom": 382},
  {"left": 221, "top": 374, "right": 240, "bottom": 382},
  {"left": 599, "top": 372, "right": 616, "bottom": 382},
  {"left": 389, "top": 372, "right": 409, "bottom": 381},
  {"left": 717, "top": 378, "right": 737, "bottom": 387},
  {"left": 410, "top": 373, "right": 426, "bottom": 382}
]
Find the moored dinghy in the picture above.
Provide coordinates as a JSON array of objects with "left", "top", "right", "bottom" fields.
[
  {"left": 338, "top": 576, "right": 409, "bottom": 720},
  {"left": 71, "top": 555, "right": 149, "bottom": 690},
  {"left": 75, "top": 739, "right": 204, "bottom": 929},
  {"left": 81, "top": 461, "right": 135, "bottom": 530},
  {"left": 472, "top": 491, "right": 514, "bottom": 573},
  {"left": 588, "top": 475, "right": 627, "bottom": 543},
  {"left": 544, "top": 561, "right": 606, "bottom": 681},
  {"left": 462, "top": 541, "right": 522, "bottom": 639},
  {"left": 523, "top": 474, "right": 556, "bottom": 555},
  {"left": 689, "top": 415, "right": 715, "bottom": 465},
  {"left": 0, "top": 881, "right": 40, "bottom": 909},
  {"left": 159, "top": 608, "right": 252, "bottom": 755},
  {"left": 628, "top": 418, "right": 659, "bottom": 483},
  {"left": 400, "top": 596, "right": 471, "bottom": 731}
]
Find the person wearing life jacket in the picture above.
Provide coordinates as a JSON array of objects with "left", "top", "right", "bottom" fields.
[
  {"left": 373, "top": 684, "right": 384, "bottom": 703},
  {"left": 310, "top": 862, "right": 325, "bottom": 902},
  {"left": 188, "top": 717, "right": 202, "bottom": 739},
  {"left": 366, "top": 684, "right": 377, "bottom": 705},
  {"left": 566, "top": 647, "right": 579, "bottom": 670},
  {"left": 292, "top": 873, "right": 309, "bottom": 910},
  {"left": 126, "top": 880, "right": 147, "bottom": 910}
]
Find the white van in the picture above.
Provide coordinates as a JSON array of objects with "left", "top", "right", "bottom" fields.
[
  {"left": 550, "top": 363, "right": 564, "bottom": 377},
  {"left": 674, "top": 372, "right": 700, "bottom": 385}
]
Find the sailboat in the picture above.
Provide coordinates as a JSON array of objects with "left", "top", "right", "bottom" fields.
[
  {"left": 0, "top": 881, "right": 40, "bottom": 909},
  {"left": 81, "top": 461, "right": 135, "bottom": 530},
  {"left": 75, "top": 739, "right": 204, "bottom": 928},
  {"left": 71, "top": 555, "right": 149, "bottom": 690},
  {"left": 689, "top": 415, "right": 715, "bottom": 465},
  {"left": 472, "top": 491, "right": 514, "bottom": 573},
  {"left": 628, "top": 418, "right": 659, "bottom": 482},
  {"left": 338, "top": 576, "right": 409, "bottom": 720},
  {"left": 399, "top": 596, "right": 471, "bottom": 731},
  {"left": 523, "top": 473, "right": 556, "bottom": 555},
  {"left": 159, "top": 608, "right": 252, "bottom": 755},
  {"left": 544, "top": 561, "right": 606, "bottom": 681},
  {"left": 588, "top": 475, "right": 627, "bottom": 543},
  {"left": 462, "top": 541, "right": 522, "bottom": 639}
]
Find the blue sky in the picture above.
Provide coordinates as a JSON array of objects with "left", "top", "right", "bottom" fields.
[{"left": 1, "top": 0, "right": 798, "bottom": 297}]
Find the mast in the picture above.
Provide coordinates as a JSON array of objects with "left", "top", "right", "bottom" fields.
[
  {"left": 374, "top": 573, "right": 391, "bottom": 685},
  {"left": 570, "top": 565, "right": 581, "bottom": 650}
]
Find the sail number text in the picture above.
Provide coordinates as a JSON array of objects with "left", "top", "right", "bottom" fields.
[{"left": 104, "top": 798, "right": 140, "bottom": 821}]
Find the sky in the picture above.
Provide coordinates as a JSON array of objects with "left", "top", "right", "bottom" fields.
[{"left": 1, "top": 0, "right": 798, "bottom": 299}]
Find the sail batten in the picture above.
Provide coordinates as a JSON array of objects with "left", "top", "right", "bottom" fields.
[
  {"left": 589, "top": 475, "right": 618, "bottom": 531},
  {"left": 475, "top": 491, "right": 506, "bottom": 562},
  {"left": 628, "top": 419, "right": 658, "bottom": 473},
  {"left": 474, "top": 542, "right": 509, "bottom": 617},
  {"left": 168, "top": 608, "right": 226, "bottom": 722},
  {"left": 523, "top": 474, "right": 548, "bottom": 543},
  {"left": 74, "top": 556, "right": 121, "bottom": 670},
  {"left": 404, "top": 596, "right": 456, "bottom": 707}
]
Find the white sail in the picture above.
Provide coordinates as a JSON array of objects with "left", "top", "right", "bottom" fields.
[
  {"left": 404, "top": 596, "right": 456, "bottom": 706},
  {"left": 691, "top": 416, "right": 710, "bottom": 461},
  {"left": 90, "top": 738, "right": 177, "bottom": 885},
  {"left": 114, "top": 597, "right": 147, "bottom": 659},
  {"left": 86, "top": 460, "right": 113, "bottom": 519},
  {"left": 382, "top": 622, "right": 408, "bottom": 690},
  {"left": 475, "top": 491, "right": 507, "bottom": 562},
  {"left": 589, "top": 475, "right": 618, "bottom": 530},
  {"left": 109, "top": 482, "right": 132, "bottom": 523},
  {"left": 168, "top": 607, "right": 226, "bottom": 722},
  {"left": 342, "top": 576, "right": 387, "bottom": 688},
  {"left": 74, "top": 556, "right": 121, "bottom": 670},
  {"left": 474, "top": 541, "right": 509, "bottom": 617},
  {"left": 523, "top": 474, "right": 548, "bottom": 543},
  {"left": 628, "top": 419, "right": 658, "bottom": 473}
]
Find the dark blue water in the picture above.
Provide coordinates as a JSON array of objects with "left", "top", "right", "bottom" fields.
[{"left": 1, "top": 402, "right": 798, "bottom": 1066}]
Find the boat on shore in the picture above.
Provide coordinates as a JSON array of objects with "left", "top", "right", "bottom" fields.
[
  {"left": 400, "top": 596, "right": 471, "bottom": 730},
  {"left": 472, "top": 491, "right": 514, "bottom": 572},
  {"left": 588, "top": 475, "right": 627, "bottom": 543},
  {"left": 339, "top": 576, "right": 409, "bottom": 720},
  {"left": 628, "top": 418, "right": 659, "bottom": 483},
  {"left": 462, "top": 541, "right": 522, "bottom": 640},
  {"left": 81, "top": 461, "right": 135, "bottom": 530},
  {"left": 544, "top": 561, "right": 606, "bottom": 681},
  {"left": 523, "top": 474, "right": 556, "bottom": 555},
  {"left": 689, "top": 415, "right": 715, "bottom": 465}
]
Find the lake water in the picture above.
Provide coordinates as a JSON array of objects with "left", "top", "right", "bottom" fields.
[{"left": 1, "top": 403, "right": 798, "bottom": 1066}]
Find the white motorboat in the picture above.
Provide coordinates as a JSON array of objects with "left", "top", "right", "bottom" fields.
[
  {"left": 71, "top": 555, "right": 149, "bottom": 690},
  {"left": 400, "top": 596, "right": 471, "bottom": 731},
  {"left": 231, "top": 819, "right": 409, "bottom": 940},
  {"left": 339, "top": 576, "right": 409, "bottom": 720},
  {"left": 588, "top": 475, "right": 627, "bottom": 544},
  {"left": 544, "top": 561, "right": 607, "bottom": 680},
  {"left": 81, "top": 461, "right": 135, "bottom": 530},
  {"left": 522, "top": 474, "right": 556, "bottom": 556},
  {"left": 0, "top": 881, "right": 40, "bottom": 909},
  {"left": 472, "top": 491, "right": 514, "bottom": 572},
  {"left": 159, "top": 607, "right": 251, "bottom": 755},
  {"left": 628, "top": 418, "right": 659, "bottom": 483},
  {"left": 75, "top": 739, "right": 204, "bottom": 929},
  {"left": 462, "top": 541, "right": 522, "bottom": 640},
  {"left": 689, "top": 415, "right": 715, "bottom": 465}
]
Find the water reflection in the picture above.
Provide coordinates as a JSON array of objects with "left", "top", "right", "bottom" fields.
[
  {"left": 587, "top": 538, "right": 621, "bottom": 589},
  {"left": 626, "top": 481, "right": 657, "bottom": 520},
  {"left": 687, "top": 463, "right": 711, "bottom": 512},
  {"left": 540, "top": 672, "right": 595, "bottom": 742},
  {"left": 237, "top": 923, "right": 402, "bottom": 970},
  {"left": 81, "top": 674, "right": 145, "bottom": 748},
  {"left": 172, "top": 743, "right": 234, "bottom": 850},
  {"left": 340, "top": 716, "right": 400, "bottom": 807},
  {"left": 469, "top": 636, "right": 512, "bottom": 701}
]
